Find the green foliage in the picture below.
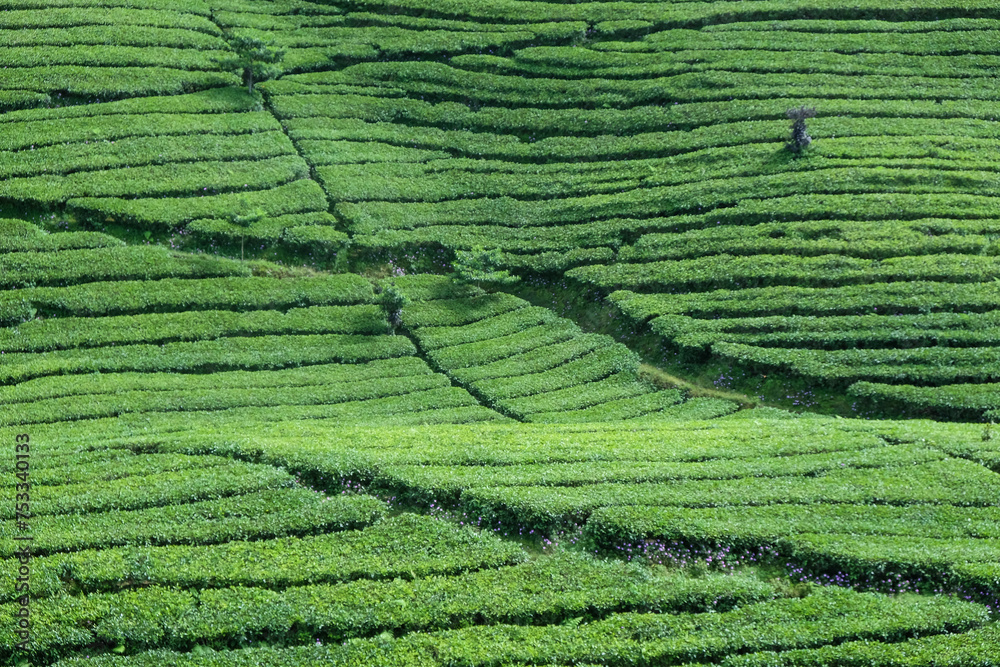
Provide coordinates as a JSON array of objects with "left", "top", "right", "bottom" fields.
[
  {"left": 464, "top": 458, "right": 998, "bottom": 534},
  {"left": 0, "top": 555, "right": 773, "bottom": 663},
  {"left": 451, "top": 246, "right": 521, "bottom": 287},
  {"left": 414, "top": 306, "right": 562, "bottom": 351},
  {"left": 377, "top": 283, "right": 409, "bottom": 334},
  {"left": 402, "top": 293, "right": 525, "bottom": 328},
  {"left": 0, "top": 459, "right": 294, "bottom": 526},
  {"left": 0, "top": 333, "right": 416, "bottom": 385},
  {"left": 724, "top": 622, "right": 1000, "bottom": 666},
  {"left": 0, "top": 305, "right": 387, "bottom": 354},
  {"left": 3, "top": 7, "right": 1000, "bottom": 666},
  {"left": 216, "top": 35, "right": 285, "bottom": 94},
  {"left": 0, "top": 110, "right": 281, "bottom": 153},
  {"left": 786, "top": 105, "right": 816, "bottom": 153},
  {"left": 850, "top": 382, "right": 1000, "bottom": 422},
  {"left": 0, "top": 515, "right": 525, "bottom": 601},
  {"left": 1, "top": 358, "right": 432, "bottom": 405},
  {"left": 569, "top": 254, "right": 1000, "bottom": 293},
  {"left": 0, "top": 220, "right": 122, "bottom": 252},
  {"left": 450, "top": 334, "right": 613, "bottom": 383},
  {"left": 0, "top": 246, "right": 249, "bottom": 290},
  {"left": 0, "top": 489, "right": 387, "bottom": 557},
  {"left": 429, "top": 322, "right": 581, "bottom": 369},
  {"left": 1, "top": 374, "right": 453, "bottom": 427},
  {"left": 68, "top": 179, "right": 328, "bottom": 230},
  {"left": 0, "top": 274, "right": 375, "bottom": 327},
  {"left": 38, "top": 589, "right": 988, "bottom": 667}
]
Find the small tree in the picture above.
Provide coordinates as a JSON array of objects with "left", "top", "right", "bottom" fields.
[
  {"left": 378, "top": 283, "right": 409, "bottom": 335},
  {"left": 785, "top": 106, "right": 816, "bottom": 154},
  {"left": 231, "top": 205, "right": 265, "bottom": 261},
  {"left": 451, "top": 247, "right": 520, "bottom": 290},
  {"left": 218, "top": 36, "right": 285, "bottom": 94}
]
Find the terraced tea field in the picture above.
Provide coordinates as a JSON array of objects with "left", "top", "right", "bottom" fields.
[{"left": 2, "top": 0, "right": 1000, "bottom": 664}]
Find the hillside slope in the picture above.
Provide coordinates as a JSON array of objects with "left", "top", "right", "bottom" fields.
[{"left": 3, "top": 0, "right": 1000, "bottom": 665}]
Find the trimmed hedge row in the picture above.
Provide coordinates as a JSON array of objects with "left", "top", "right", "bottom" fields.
[
  {"left": 455, "top": 46, "right": 1000, "bottom": 80},
  {"left": 0, "top": 87, "right": 259, "bottom": 123},
  {"left": 704, "top": 18, "right": 1000, "bottom": 33},
  {"left": 67, "top": 178, "right": 329, "bottom": 229},
  {"left": 2, "top": 514, "right": 526, "bottom": 600},
  {"left": 0, "top": 7, "right": 218, "bottom": 31},
  {"left": 621, "top": 218, "right": 996, "bottom": 263},
  {"left": 1, "top": 373, "right": 453, "bottom": 426},
  {"left": 11, "top": 0, "right": 210, "bottom": 11},
  {"left": 0, "top": 88, "right": 50, "bottom": 110},
  {"left": 311, "top": 119, "right": 1000, "bottom": 187},
  {"left": 400, "top": 293, "right": 527, "bottom": 328},
  {"left": 339, "top": 168, "right": 1000, "bottom": 235},
  {"left": 0, "top": 66, "right": 239, "bottom": 97},
  {"left": 187, "top": 212, "right": 342, "bottom": 245},
  {"left": 0, "top": 110, "right": 281, "bottom": 153},
  {"left": 0, "top": 130, "right": 295, "bottom": 180},
  {"left": 306, "top": 140, "right": 450, "bottom": 165},
  {"left": 0, "top": 245, "right": 249, "bottom": 290},
  {"left": 352, "top": 220, "right": 627, "bottom": 254},
  {"left": 642, "top": 27, "right": 1000, "bottom": 55},
  {"left": 316, "top": 159, "right": 642, "bottom": 202},
  {"left": 503, "top": 374, "right": 657, "bottom": 417},
  {"left": 527, "top": 388, "right": 688, "bottom": 423},
  {"left": 214, "top": 420, "right": 897, "bottom": 472},
  {"left": 414, "top": 305, "right": 560, "bottom": 351},
  {"left": 0, "top": 25, "right": 226, "bottom": 50},
  {"left": 430, "top": 321, "right": 582, "bottom": 370},
  {"left": 0, "top": 44, "right": 229, "bottom": 70},
  {"left": 651, "top": 309, "right": 1000, "bottom": 341},
  {"left": 0, "top": 304, "right": 387, "bottom": 353},
  {"left": 451, "top": 334, "right": 615, "bottom": 383},
  {"left": 669, "top": 323, "right": 1000, "bottom": 356},
  {"left": 492, "top": 247, "right": 615, "bottom": 272},
  {"left": 263, "top": 25, "right": 581, "bottom": 57},
  {"left": 378, "top": 444, "right": 940, "bottom": 501},
  {"left": 0, "top": 489, "right": 387, "bottom": 557},
  {"left": 382, "top": 274, "right": 484, "bottom": 302},
  {"left": 712, "top": 341, "right": 1000, "bottom": 386},
  {"left": 2, "top": 555, "right": 772, "bottom": 664},
  {"left": 461, "top": 459, "right": 1000, "bottom": 532},
  {"left": 280, "top": 224, "right": 350, "bottom": 250},
  {"left": 279, "top": 60, "right": 1000, "bottom": 108},
  {"left": 303, "top": 0, "right": 1000, "bottom": 25},
  {"left": 272, "top": 92, "right": 1000, "bottom": 140},
  {"left": 46, "top": 589, "right": 989, "bottom": 667},
  {"left": 609, "top": 280, "right": 1000, "bottom": 321},
  {"left": 3, "top": 155, "right": 310, "bottom": 205},
  {"left": 723, "top": 623, "right": 1000, "bottom": 667},
  {"left": 785, "top": 533, "right": 1000, "bottom": 578},
  {"left": 472, "top": 344, "right": 640, "bottom": 401},
  {"left": 0, "top": 228, "right": 123, "bottom": 253},
  {"left": 585, "top": 503, "right": 1000, "bottom": 550},
  {"left": 569, "top": 253, "right": 1000, "bottom": 293},
  {"left": 0, "top": 274, "right": 374, "bottom": 326},
  {"left": 47, "top": 386, "right": 498, "bottom": 439},
  {"left": 848, "top": 381, "right": 1000, "bottom": 421},
  {"left": 0, "top": 333, "right": 416, "bottom": 385},
  {"left": 0, "top": 451, "right": 231, "bottom": 487},
  {"left": 2, "top": 357, "right": 431, "bottom": 405},
  {"left": 0, "top": 460, "right": 295, "bottom": 524}
]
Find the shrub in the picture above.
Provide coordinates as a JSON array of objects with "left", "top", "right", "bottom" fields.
[{"left": 786, "top": 105, "right": 816, "bottom": 153}]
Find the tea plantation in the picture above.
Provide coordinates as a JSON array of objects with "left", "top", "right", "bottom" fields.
[{"left": 2, "top": 0, "right": 1000, "bottom": 664}]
